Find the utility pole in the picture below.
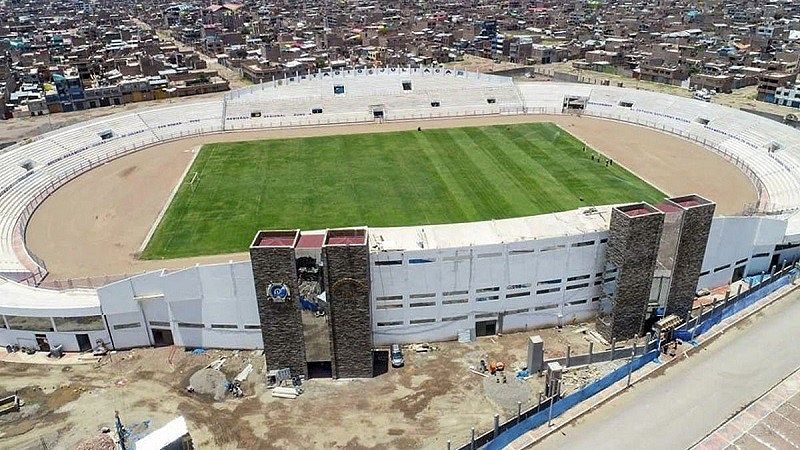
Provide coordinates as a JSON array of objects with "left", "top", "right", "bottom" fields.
[
  {"left": 115, "top": 410, "right": 127, "bottom": 450},
  {"left": 626, "top": 344, "right": 636, "bottom": 387}
]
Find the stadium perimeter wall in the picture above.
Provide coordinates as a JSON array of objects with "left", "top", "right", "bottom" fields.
[
  {"left": 2, "top": 72, "right": 800, "bottom": 351},
  {"left": 3, "top": 214, "right": 797, "bottom": 351}
]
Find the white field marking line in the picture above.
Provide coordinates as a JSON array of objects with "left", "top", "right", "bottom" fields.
[{"left": 137, "top": 145, "right": 203, "bottom": 254}]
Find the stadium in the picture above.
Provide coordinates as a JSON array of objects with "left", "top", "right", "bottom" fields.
[{"left": 2, "top": 67, "right": 800, "bottom": 378}]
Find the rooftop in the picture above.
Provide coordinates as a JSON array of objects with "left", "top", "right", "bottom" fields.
[
  {"left": 669, "top": 194, "right": 713, "bottom": 209},
  {"left": 135, "top": 416, "right": 189, "bottom": 450},
  {"left": 296, "top": 233, "right": 325, "bottom": 249},
  {"left": 325, "top": 228, "right": 367, "bottom": 246},
  {"left": 368, "top": 206, "right": 613, "bottom": 252},
  {"left": 617, "top": 202, "right": 662, "bottom": 218},
  {"left": 251, "top": 230, "right": 299, "bottom": 248}
]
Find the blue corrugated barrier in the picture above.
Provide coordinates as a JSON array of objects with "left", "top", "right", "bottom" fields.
[
  {"left": 689, "top": 268, "right": 796, "bottom": 338},
  {"left": 476, "top": 266, "right": 797, "bottom": 450},
  {"left": 484, "top": 349, "right": 660, "bottom": 450}
]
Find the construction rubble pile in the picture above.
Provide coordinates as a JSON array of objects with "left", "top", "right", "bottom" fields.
[
  {"left": 267, "top": 367, "right": 304, "bottom": 399},
  {"left": 186, "top": 355, "right": 252, "bottom": 401}
]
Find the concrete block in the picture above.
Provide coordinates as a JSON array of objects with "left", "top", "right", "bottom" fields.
[
  {"left": 527, "top": 335, "right": 544, "bottom": 373},
  {"left": 545, "top": 361, "right": 563, "bottom": 397}
]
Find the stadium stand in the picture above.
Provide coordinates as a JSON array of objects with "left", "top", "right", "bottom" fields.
[{"left": 3, "top": 69, "right": 800, "bottom": 352}]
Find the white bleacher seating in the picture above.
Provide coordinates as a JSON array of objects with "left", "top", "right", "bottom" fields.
[{"left": 0, "top": 70, "right": 799, "bottom": 301}]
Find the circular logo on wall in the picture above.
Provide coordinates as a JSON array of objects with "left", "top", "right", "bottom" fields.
[{"left": 267, "top": 283, "right": 290, "bottom": 302}]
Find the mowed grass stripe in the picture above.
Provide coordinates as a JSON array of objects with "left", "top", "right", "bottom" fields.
[
  {"left": 446, "top": 127, "right": 532, "bottom": 217},
  {"left": 385, "top": 133, "right": 463, "bottom": 224},
  {"left": 425, "top": 129, "right": 516, "bottom": 219},
  {"left": 465, "top": 126, "right": 569, "bottom": 213},
  {"left": 412, "top": 131, "right": 480, "bottom": 221},
  {"left": 142, "top": 123, "right": 665, "bottom": 259},
  {"left": 495, "top": 124, "right": 586, "bottom": 207},
  {"left": 505, "top": 124, "right": 595, "bottom": 208}
]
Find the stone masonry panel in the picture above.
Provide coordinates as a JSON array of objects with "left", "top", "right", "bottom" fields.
[
  {"left": 250, "top": 245, "right": 308, "bottom": 377},
  {"left": 324, "top": 243, "right": 373, "bottom": 378}
]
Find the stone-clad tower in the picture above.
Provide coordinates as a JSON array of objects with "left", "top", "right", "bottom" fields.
[
  {"left": 663, "top": 195, "right": 715, "bottom": 319},
  {"left": 323, "top": 228, "right": 373, "bottom": 378},
  {"left": 249, "top": 230, "right": 308, "bottom": 377},
  {"left": 598, "top": 203, "right": 665, "bottom": 340}
]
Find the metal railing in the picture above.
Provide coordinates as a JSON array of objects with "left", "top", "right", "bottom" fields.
[{"left": 4, "top": 95, "right": 793, "bottom": 290}]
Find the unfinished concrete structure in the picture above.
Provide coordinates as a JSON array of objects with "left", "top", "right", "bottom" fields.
[
  {"left": 598, "top": 203, "right": 665, "bottom": 340},
  {"left": 527, "top": 335, "right": 544, "bottom": 373}
]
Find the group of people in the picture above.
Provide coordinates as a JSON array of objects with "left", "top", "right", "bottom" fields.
[{"left": 585, "top": 145, "right": 614, "bottom": 167}]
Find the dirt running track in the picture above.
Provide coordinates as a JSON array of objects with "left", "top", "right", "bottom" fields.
[{"left": 26, "top": 115, "right": 757, "bottom": 280}]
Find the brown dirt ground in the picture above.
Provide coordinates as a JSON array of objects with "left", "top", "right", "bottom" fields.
[
  {"left": 0, "top": 329, "right": 608, "bottom": 450},
  {"left": 25, "top": 115, "right": 757, "bottom": 280}
]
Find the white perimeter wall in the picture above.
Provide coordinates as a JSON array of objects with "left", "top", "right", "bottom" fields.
[
  {"left": 699, "top": 216, "right": 799, "bottom": 288},
  {"left": 370, "top": 231, "right": 609, "bottom": 345},
  {"left": 0, "top": 327, "right": 109, "bottom": 353},
  {"left": 98, "top": 262, "right": 262, "bottom": 350},
  {"left": 8, "top": 216, "right": 796, "bottom": 352},
  {"left": 0, "top": 302, "right": 110, "bottom": 352},
  {"left": 370, "top": 215, "right": 800, "bottom": 345}
]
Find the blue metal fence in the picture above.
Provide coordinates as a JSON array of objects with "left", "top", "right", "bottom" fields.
[
  {"left": 675, "top": 267, "right": 797, "bottom": 342},
  {"left": 472, "top": 266, "right": 797, "bottom": 450},
  {"left": 483, "top": 349, "right": 660, "bottom": 450}
]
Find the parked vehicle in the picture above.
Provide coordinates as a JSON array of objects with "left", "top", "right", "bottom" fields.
[
  {"left": 692, "top": 89, "right": 714, "bottom": 102},
  {"left": 390, "top": 344, "right": 404, "bottom": 367}
]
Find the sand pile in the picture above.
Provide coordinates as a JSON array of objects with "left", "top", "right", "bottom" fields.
[{"left": 188, "top": 368, "right": 228, "bottom": 401}]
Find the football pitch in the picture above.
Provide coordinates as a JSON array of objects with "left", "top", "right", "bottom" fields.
[{"left": 142, "top": 123, "right": 664, "bottom": 259}]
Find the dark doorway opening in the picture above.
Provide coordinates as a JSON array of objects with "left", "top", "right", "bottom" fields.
[
  {"left": 152, "top": 329, "right": 174, "bottom": 347},
  {"left": 475, "top": 320, "right": 497, "bottom": 337},
  {"left": 76, "top": 334, "right": 92, "bottom": 352},
  {"left": 642, "top": 311, "right": 661, "bottom": 335},
  {"left": 35, "top": 334, "right": 50, "bottom": 352},
  {"left": 307, "top": 361, "right": 332, "bottom": 378},
  {"left": 732, "top": 265, "right": 746, "bottom": 283},
  {"left": 372, "top": 349, "right": 389, "bottom": 377},
  {"left": 770, "top": 253, "right": 781, "bottom": 272}
]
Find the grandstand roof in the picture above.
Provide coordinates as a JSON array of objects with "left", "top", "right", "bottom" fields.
[
  {"left": 369, "top": 206, "right": 612, "bottom": 252},
  {"left": 0, "top": 278, "right": 99, "bottom": 316}
]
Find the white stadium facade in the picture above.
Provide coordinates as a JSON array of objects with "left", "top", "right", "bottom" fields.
[{"left": 1, "top": 67, "right": 800, "bottom": 378}]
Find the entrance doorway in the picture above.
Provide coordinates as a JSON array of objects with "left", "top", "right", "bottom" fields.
[
  {"left": 152, "top": 329, "right": 174, "bottom": 347},
  {"left": 370, "top": 104, "right": 385, "bottom": 122},
  {"left": 372, "top": 349, "right": 389, "bottom": 377},
  {"left": 35, "top": 334, "right": 50, "bottom": 352},
  {"left": 76, "top": 334, "right": 92, "bottom": 352},
  {"left": 731, "top": 265, "right": 746, "bottom": 283},
  {"left": 475, "top": 320, "right": 497, "bottom": 337},
  {"left": 770, "top": 253, "right": 781, "bottom": 271},
  {"left": 307, "top": 361, "right": 333, "bottom": 378}
]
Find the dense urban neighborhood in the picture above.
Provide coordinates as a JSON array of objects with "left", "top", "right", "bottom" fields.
[
  {"left": 5, "top": 0, "right": 800, "bottom": 120},
  {"left": 4, "top": 1, "right": 800, "bottom": 449}
]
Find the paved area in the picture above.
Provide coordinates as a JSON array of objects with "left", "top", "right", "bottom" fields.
[
  {"left": 530, "top": 285, "right": 800, "bottom": 450},
  {"left": 694, "top": 367, "right": 800, "bottom": 449}
]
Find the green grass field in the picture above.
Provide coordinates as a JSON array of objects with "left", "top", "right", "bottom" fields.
[{"left": 142, "top": 123, "right": 664, "bottom": 259}]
